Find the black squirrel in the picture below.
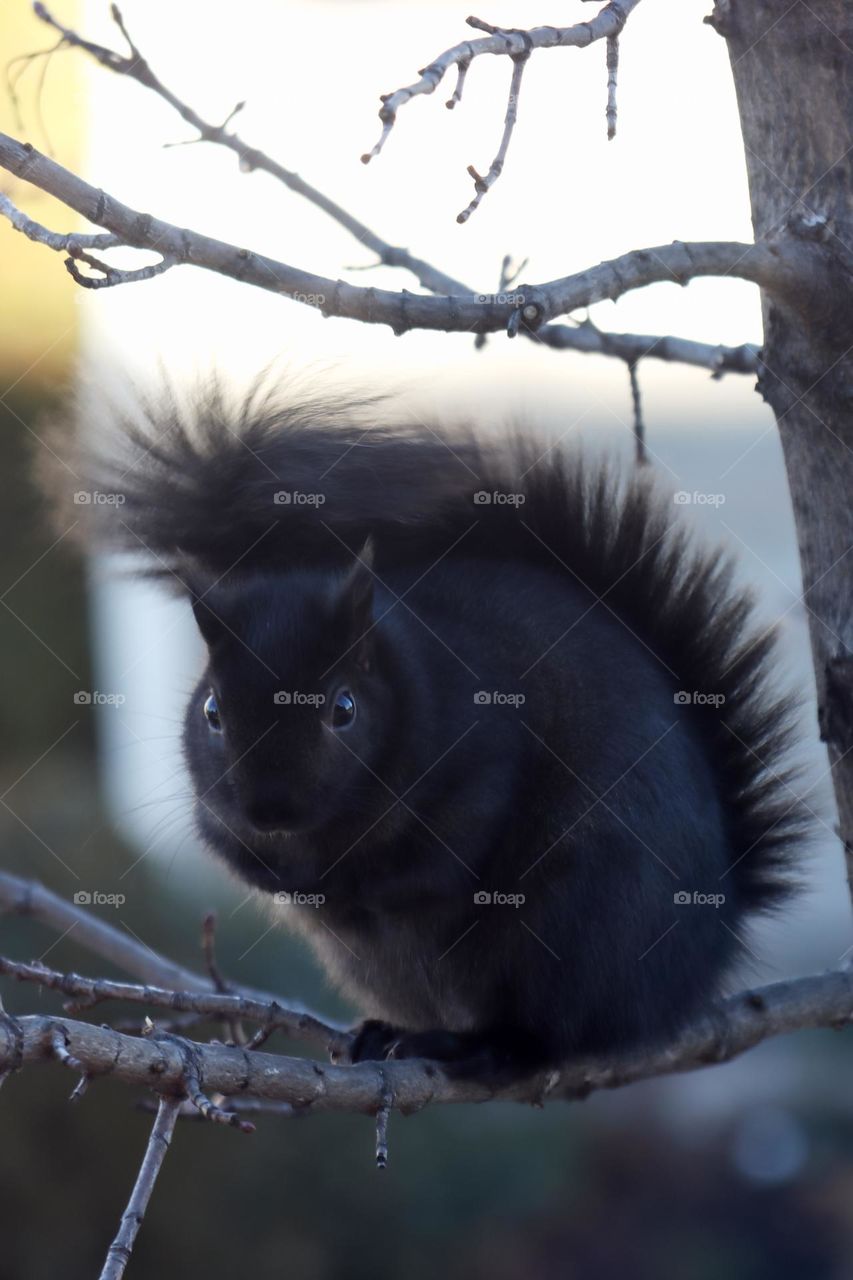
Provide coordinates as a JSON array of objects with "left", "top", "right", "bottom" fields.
[{"left": 68, "top": 384, "right": 808, "bottom": 1079}]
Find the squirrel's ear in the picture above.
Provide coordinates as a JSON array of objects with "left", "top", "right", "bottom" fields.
[
  {"left": 190, "top": 594, "right": 225, "bottom": 649},
  {"left": 182, "top": 566, "right": 224, "bottom": 648},
  {"left": 184, "top": 565, "right": 227, "bottom": 648},
  {"left": 338, "top": 538, "right": 375, "bottom": 668}
]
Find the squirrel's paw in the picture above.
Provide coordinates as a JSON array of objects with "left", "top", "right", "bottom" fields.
[
  {"left": 347, "top": 1019, "right": 495, "bottom": 1065},
  {"left": 347, "top": 1019, "right": 410, "bottom": 1063}
]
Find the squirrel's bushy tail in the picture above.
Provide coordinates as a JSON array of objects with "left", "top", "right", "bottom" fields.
[
  {"left": 53, "top": 381, "right": 810, "bottom": 915},
  {"left": 58, "top": 380, "right": 484, "bottom": 581}
]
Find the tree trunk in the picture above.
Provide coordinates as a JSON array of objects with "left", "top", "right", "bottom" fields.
[{"left": 713, "top": 0, "right": 853, "bottom": 894}]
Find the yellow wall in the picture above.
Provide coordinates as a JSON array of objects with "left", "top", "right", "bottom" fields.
[{"left": 0, "top": 2, "right": 82, "bottom": 389}]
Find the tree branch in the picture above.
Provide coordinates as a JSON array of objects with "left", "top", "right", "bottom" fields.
[
  {"left": 99, "top": 1094, "right": 182, "bottom": 1280},
  {"left": 455, "top": 34, "right": 530, "bottom": 225},
  {"left": 0, "top": 952, "right": 350, "bottom": 1055},
  {"left": 28, "top": 1, "right": 466, "bottom": 300},
  {"left": 361, "top": 0, "right": 642, "bottom": 211},
  {"left": 2, "top": 968, "right": 853, "bottom": 1117},
  {"left": 0, "top": 869, "right": 348, "bottom": 1045},
  {"left": 24, "top": 2, "right": 759, "bottom": 376},
  {"left": 0, "top": 131, "right": 825, "bottom": 336},
  {"left": 4, "top": 873, "right": 852, "bottom": 1118},
  {"left": 531, "top": 315, "right": 759, "bottom": 375}
]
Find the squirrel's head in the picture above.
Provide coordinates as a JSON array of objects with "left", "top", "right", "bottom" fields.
[{"left": 182, "top": 542, "right": 392, "bottom": 875}]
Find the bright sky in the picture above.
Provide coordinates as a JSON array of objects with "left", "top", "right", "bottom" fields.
[{"left": 79, "top": 0, "right": 765, "bottom": 427}]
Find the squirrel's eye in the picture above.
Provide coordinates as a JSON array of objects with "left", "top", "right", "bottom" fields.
[
  {"left": 332, "top": 689, "right": 356, "bottom": 730},
  {"left": 203, "top": 692, "right": 222, "bottom": 732}
]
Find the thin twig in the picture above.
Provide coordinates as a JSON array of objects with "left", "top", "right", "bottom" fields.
[
  {"left": 98, "top": 1094, "right": 182, "bottom": 1280},
  {"left": 375, "top": 1099, "right": 391, "bottom": 1170},
  {"left": 458, "top": 41, "right": 530, "bottom": 224},
  {"left": 23, "top": 4, "right": 762, "bottom": 376},
  {"left": 200, "top": 911, "right": 246, "bottom": 1045},
  {"left": 49, "top": 1022, "right": 90, "bottom": 1099},
  {"left": 135, "top": 1096, "right": 298, "bottom": 1120},
  {"left": 64, "top": 244, "right": 175, "bottom": 289},
  {"left": 606, "top": 35, "right": 620, "bottom": 140},
  {"left": 628, "top": 359, "right": 647, "bottom": 464},
  {"left": 0, "top": 871, "right": 348, "bottom": 1042},
  {"left": 362, "top": 0, "right": 642, "bottom": 175},
  {"left": 0, "top": 952, "right": 351, "bottom": 1056},
  {"left": 148, "top": 1029, "right": 255, "bottom": 1133},
  {"left": 0, "top": 192, "right": 118, "bottom": 251},
  {"left": 29, "top": 0, "right": 462, "bottom": 297}
]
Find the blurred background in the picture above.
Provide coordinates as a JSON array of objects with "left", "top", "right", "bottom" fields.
[{"left": 1, "top": 1, "right": 852, "bottom": 1277}]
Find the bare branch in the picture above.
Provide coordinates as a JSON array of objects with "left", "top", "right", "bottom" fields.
[
  {"left": 49, "top": 1021, "right": 89, "bottom": 1099},
  {"left": 2, "top": 967, "right": 853, "bottom": 1114},
  {"left": 0, "top": 191, "right": 118, "bottom": 251},
  {"left": 148, "top": 1028, "right": 255, "bottom": 1132},
  {"left": 63, "top": 242, "right": 175, "bottom": 289},
  {"left": 375, "top": 1089, "right": 392, "bottom": 1169},
  {"left": 361, "top": 0, "right": 642, "bottom": 200},
  {"left": 0, "top": 131, "right": 826, "bottom": 335},
  {"left": 0, "top": 951, "right": 351, "bottom": 1055},
  {"left": 98, "top": 1094, "right": 182, "bottom": 1280},
  {"left": 0, "top": 871, "right": 349, "bottom": 1047},
  {"left": 606, "top": 35, "right": 620, "bottom": 140},
  {"left": 200, "top": 911, "right": 246, "bottom": 1044},
  {"left": 31, "top": 0, "right": 463, "bottom": 297},
  {"left": 627, "top": 359, "right": 646, "bottom": 464},
  {"left": 0, "top": 993, "right": 23, "bottom": 1092},
  {"left": 135, "top": 1095, "right": 298, "bottom": 1121},
  {"left": 24, "top": 4, "right": 760, "bottom": 377},
  {"left": 457, "top": 38, "right": 530, "bottom": 224},
  {"left": 532, "top": 317, "right": 760, "bottom": 375}
]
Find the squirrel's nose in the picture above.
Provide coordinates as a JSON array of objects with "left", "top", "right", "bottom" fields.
[{"left": 245, "top": 799, "right": 303, "bottom": 834}]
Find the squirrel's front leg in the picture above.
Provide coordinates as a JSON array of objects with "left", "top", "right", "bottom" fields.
[{"left": 347, "top": 1019, "right": 546, "bottom": 1082}]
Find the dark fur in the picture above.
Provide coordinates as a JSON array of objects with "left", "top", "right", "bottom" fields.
[{"left": 73, "top": 385, "right": 809, "bottom": 1079}]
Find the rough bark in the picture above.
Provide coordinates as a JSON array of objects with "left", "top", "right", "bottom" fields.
[
  {"left": 3, "top": 965, "right": 853, "bottom": 1111},
  {"left": 716, "top": 0, "right": 853, "bottom": 893}
]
